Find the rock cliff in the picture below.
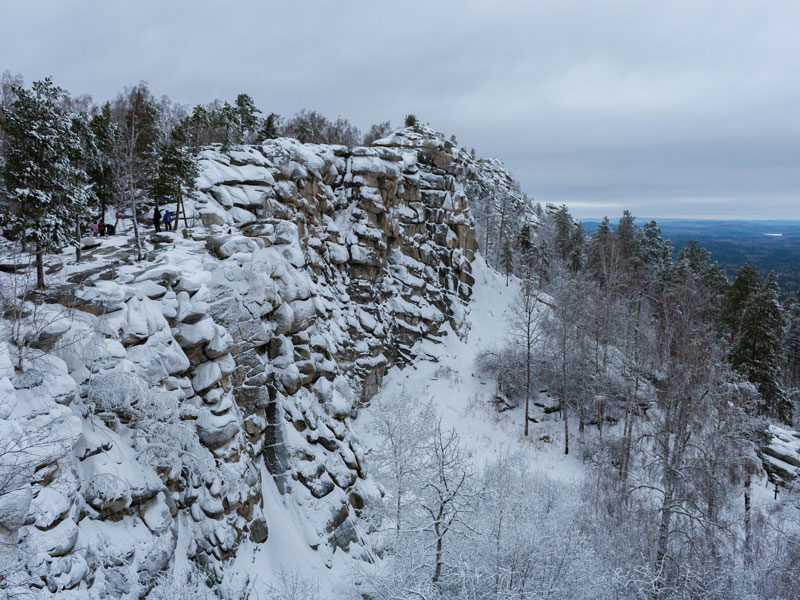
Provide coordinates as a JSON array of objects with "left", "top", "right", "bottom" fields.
[{"left": 0, "top": 127, "right": 487, "bottom": 597}]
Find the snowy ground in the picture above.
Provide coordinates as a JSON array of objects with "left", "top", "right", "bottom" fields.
[{"left": 357, "top": 255, "right": 585, "bottom": 479}]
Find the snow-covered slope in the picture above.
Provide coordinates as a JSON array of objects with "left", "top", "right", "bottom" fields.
[{"left": 356, "top": 255, "right": 583, "bottom": 474}]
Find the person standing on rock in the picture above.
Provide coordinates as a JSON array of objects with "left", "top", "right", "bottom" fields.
[
  {"left": 153, "top": 205, "right": 162, "bottom": 233},
  {"left": 163, "top": 209, "right": 172, "bottom": 231}
]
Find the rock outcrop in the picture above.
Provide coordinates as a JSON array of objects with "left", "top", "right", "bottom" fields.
[{"left": 0, "top": 127, "right": 484, "bottom": 598}]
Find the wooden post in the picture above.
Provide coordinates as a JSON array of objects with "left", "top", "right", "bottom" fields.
[{"left": 178, "top": 181, "right": 189, "bottom": 228}]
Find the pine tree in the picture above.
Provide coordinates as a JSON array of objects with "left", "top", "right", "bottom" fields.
[
  {"left": 783, "top": 291, "right": 800, "bottom": 393},
  {"left": 258, "top": 112, "right": 281, "bottom": 141},
  {"left": 89, "top": 102, "right": 121, "bottom": 219},
  {"left": 149, "top": 131, "right": 198, "bottom": 229},
  {"left": 1, "top": 78, "right": 93, "bottom": 287},
  {"left": 674, "top": 240, "right": 727, "bottom": 307},
  {"left": 721, "top": 263, "right": 762, "bottom": 338},
  {"left": 568, "top": 221, "right": 586, "bottom": 273},
  {"left": 587, "top": 216, "right": 614, "bottom": 287},
  {"left": 730, "top": 272, "right": 790, "bottom": 421},
  {"left": 66, "top": 109, "right": 100, "bottom": 262},
  {"left": 234, "top": 93, "right": 261, "bottom": 143},
  {"left": 638, "top": 220, "right": 672, "bottom": 283},
  {"left": 553, "top": 204, "right": 574, "bottom": 263},
  {"left": 404, "top": 114, "right": 419, "bottom": 128},
  {"left": 187, "top": 104, "right": 209, "bottom": 148},
  {"left": 615, "top": 210, "right": 639, "bottom": 265}
]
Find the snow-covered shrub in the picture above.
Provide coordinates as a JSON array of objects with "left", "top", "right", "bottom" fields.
[
  {"left": 257, "top": 567, "right": 320, "bottom": 600},
  {"left": 474, "top": 343, "right": 522, "bottom": 407},
  {"left": 363, "top": 392, "right": 435, "bottom": 537},
  {"left": 148, "top": 572, "right": 213, "bottom": 599}
]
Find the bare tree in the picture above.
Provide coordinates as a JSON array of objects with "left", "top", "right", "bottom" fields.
[
  {"left": 363, "top": 121, "right": 392, "bottom": 146},
  {"left": 421, "top": 422, "right": 477, "bottom": 585},
  {"left": 112, "top": 83, "right": 160, "bottom": 261},
  {"left": 365, "top": 392, "right": 434, "bottom": 536},
  {"left": 0, "top": 417, "right": 73, "bottom": 599},
  {"left": 506, "top": 277, "right": 546, "bottom": 436},
  {"left": 0, "top": 249, "right": 73, "bottom": 373},
  {"left": 545, "top": 273, "right": 583, "bottom": 455}
]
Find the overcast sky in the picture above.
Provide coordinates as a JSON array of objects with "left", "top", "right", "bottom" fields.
[{"left": 2, "top": 0, "right": 799, "bottom": 219}]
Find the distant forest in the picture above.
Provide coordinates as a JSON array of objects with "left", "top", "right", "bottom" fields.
[{"left": 584, "top": 219, "right": 800, "bottom": 298}]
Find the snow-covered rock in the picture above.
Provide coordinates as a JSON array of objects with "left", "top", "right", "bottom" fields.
[{"left": 0, "top": 126, "right": 504, "bottom": 598}]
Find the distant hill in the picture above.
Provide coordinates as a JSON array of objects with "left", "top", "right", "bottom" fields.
[{"left": 581, "top": 218, "right": 800, "bottom": 296}]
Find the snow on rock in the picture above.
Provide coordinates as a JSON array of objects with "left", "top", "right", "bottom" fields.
[
  {"left": 0, "top": 126, "right": 511, "bottom": 597},
  {"left": 31, "top": 487, "right": 71, "bottom": 529},
  {"left": 763, "top": 424, "right": 800, "bottom": 483}
]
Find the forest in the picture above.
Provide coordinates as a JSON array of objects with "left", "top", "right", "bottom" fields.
[{"left": 357, "top": 197, "right": 800, "bottom": 599}]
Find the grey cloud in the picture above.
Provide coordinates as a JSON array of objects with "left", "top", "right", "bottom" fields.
[{"left": 2, "top": 0, "right": 799, "bottom": 218}]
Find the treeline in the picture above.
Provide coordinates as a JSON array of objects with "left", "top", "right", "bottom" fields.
[
  {"left": 465, "top": 206, "right": 799, "bottom": 598},
  {"left": 365, "top": 206, "right": 800, "bottom": 598},
  {"left": 0, "top": 71, "right": 393, "bottom": 287}
]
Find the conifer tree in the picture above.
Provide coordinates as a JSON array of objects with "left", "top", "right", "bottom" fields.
[
  {"left": 149, "top": 126, "right": 199, "bottom": 229},
  {"left": 89, "top": 102, "right": 121, "bottom": 219},
  {"left": 587, "top": 216, "right": 614, "bottom": 287},
  {"left": 258, "top": 112, "right": 281, "bottom": 141},
  {"left": 730, "top": 272, "right": 789, "bottom": 421},
  {"left": 234, "top": 93, "right": 261, "bottom": 143},
  {"left": 67, "top": 109, "right": 100, "bottom": 262},
  {"left": 1, "top": 78, "right": 93, "bottom": 287},
  {"left": 720, "top": 263, "right": 760, "bottom": 335},
  {"left": 638, "top": 220, "right": 672, "bottom": 282},
  {"left": 186, "top": 104, "right": 209, "bottom": 148},
  {"left": 783, "top": 290, "right": 800, "bottom": 395},
  {"left": 553, "top": 204, "right": 574, "bottom": 263},
  {"left": 568, "top": 221, "right": 586, "bottom": 273}
]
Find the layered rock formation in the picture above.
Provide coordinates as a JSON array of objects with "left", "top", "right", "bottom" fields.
[{"left": 0, "top": 127, "right": 484, "bottom": 597}]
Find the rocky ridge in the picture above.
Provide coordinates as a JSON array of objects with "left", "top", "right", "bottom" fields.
[{"left": 0, "top": 126, "right": 488, "bottom": 598}]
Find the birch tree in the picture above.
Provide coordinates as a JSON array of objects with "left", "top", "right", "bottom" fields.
[{"left": 506, "top": 277, "right": 546, "bottom": 436}]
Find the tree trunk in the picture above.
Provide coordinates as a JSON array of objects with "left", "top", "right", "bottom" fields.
[
  {"left": 620, "top": 401, "right": 632, "bottom": 481},
  {"left": 496, "top": 204, "right": 506, "bottom": 266},
  {"left": 432, "top": 513, "right": 444, "bottom": 584},
  {"left": 524, "top": 341, "right": 531, "bottom": 437},
  {"left": 131, "top": 194, "right": 143, "bottom": 261},
  {"left": 598, "top": 397, "right": 604, "bottom": 440},
  {"left": 744, "top": 475, "right": 751, "bottom": 563},
  {"left": 75, "top": 219, "right": 82, "bottom": 263},
  {"left": 179, "top": 180, "right": 189, "bottom": 228},
  {"left": 484, "top": 212, "right": 490, "bottom": 259},
  {"left": 654, "top": 488, "right": 673, "bottom": 599},
  {"left": 395, "top": 482, "right": 402, "bottom": 536},
  {"left": 562, "top": 331, "right": 569, "bottom": 455},
  {"left": 433, "top": 533, "right": 443, "bottom": 584},
  {"left": 128, "top": 162, "right": 143, "bottom": 261},
  {"left": 35, "top": 242, "right": 44, "bottom": 289}
]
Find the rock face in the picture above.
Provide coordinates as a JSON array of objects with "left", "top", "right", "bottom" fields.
[
  {"left": 0, "top": 127, "right": 484, "bottom": 598},
  {"left": 193, "top": 127, "right": 478, "bottom": 557}
]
